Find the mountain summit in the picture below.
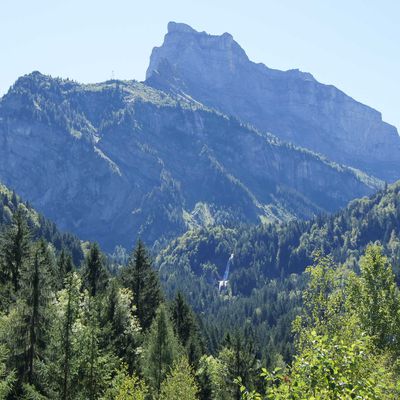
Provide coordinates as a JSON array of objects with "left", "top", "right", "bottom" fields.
[{"left": 147, "top": 22, "right": 400, "bottom": 182}]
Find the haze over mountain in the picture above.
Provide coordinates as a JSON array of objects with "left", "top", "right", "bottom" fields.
[
  {"left": 0, "top": 71, "right": 380, "bottom": 250},
  {"left": 146, "top": 22, "right": 400, "bottom": 182}
]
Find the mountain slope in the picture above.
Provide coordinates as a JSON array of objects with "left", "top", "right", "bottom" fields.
[
  {"left": 157, "top": 181, "right": 400, "bottom": 295},
  {"left": 146, "top": 22, "right": 400, "bottom": 182},
  {"left": 0, "top": 72, "right": 381, "bottom": 250},
  {"left": 0, "top": 182, "right": 84, "bottom": 264}
]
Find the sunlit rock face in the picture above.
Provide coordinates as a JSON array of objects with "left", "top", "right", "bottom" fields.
[
  {"left": 147, "top": 22, "right": 400, "bottom": 182},
  {"left": 0, "top": 72, "right": 380, "bottom": 250}
]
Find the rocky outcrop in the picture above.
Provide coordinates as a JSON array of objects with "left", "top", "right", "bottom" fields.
[
  {"left": 0, "top": 72, "right": 381, "bottom": 250},
  {"left": 146, "top": 22, "right": 400, "bottom": 182}
]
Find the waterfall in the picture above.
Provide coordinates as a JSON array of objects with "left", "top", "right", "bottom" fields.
[{"left": 219, "top": 253, "right": 234, "bottom": 292}]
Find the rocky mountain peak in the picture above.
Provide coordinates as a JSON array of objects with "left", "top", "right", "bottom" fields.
[
  {"left": 167, "top": 21, "right": 197, "bottom": 34},
  {"left": 146, "top": 23, "right": 400, "bottom": 182},
  {"left": 146, "top": 22, "right": 248, "bottom": 82}
]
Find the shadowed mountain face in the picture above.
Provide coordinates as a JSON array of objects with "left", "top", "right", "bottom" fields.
[
  {"left": 0, "top": 72, "right": 380, "bottom": 250},
  {"left": 146, "top": 22, "right": 400, "bottom": 182}
]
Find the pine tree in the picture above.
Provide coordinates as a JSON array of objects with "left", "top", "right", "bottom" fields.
[
  {"left": 121, "top": 240, "right": 162, "bottom": 330},
  {"left": 77, "top": 294, "right": 118, "bottom": 400},
  {"left": 100, "top": 280, "right": 142, "bottom": 374},
  {"left": 144, "top": 305, "right": 181, "bottom": 397},
  {"left": 48, "top": 272, "right": 82, "bottom": 400},
  {"left": 171, "top": 292, "right": 194, "bottom": 347},
  {"left": 196, "top": 357, "right": 213, "bottom": 400},
  {"left": 170, "top": 292, "right": 203, "bottom": 366},
  {"left": 0, "top": 208, "right": 31, "bottom": 293},
  {"left": 218, "top": 333, "right": 258, "bottom": 400},
  {"left": 57, "top": 249, "right": 74, "bottom": 289},
  {"left": 82, "top": 243, "right": 108, "bottom": 297},
  {"left": 22, "top": 240, "right": 54, "bottom": 385},
  {"left": 1, "top": 240, "right": 53, "bottom": 394}
]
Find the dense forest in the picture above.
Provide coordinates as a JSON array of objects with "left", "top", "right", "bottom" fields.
[{"left": 0, "top": 182, "right": 400, "bottom": 398}]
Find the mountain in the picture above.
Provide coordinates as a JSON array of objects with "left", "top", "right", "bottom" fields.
[
  {"left": 0, "top": 72, "right": 382, "bottom": 250},
  {"left": 157, "top": 181, "right": 400, "bottom": 296},
  {"left": 0, "top": 182, "right": 84, "bottom": 264},
  {"left": 146, "top": 22, "right": 400, "bottom": 182}
]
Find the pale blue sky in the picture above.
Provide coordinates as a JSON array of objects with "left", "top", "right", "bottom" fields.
[{"left": 1, "top": 0, "right": 399, "bottom": 129}]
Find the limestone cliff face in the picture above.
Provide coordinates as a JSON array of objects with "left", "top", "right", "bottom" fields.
[
  {"left": 146, "top": 22, "right": 400, "bottom": 182},
  {"left": 0, "top": 72, "right": 380, "bottom": 250}
]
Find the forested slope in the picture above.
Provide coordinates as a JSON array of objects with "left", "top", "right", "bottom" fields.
[
  {"left": 0, "top": 182, "right": 84, "bottom": 264},
  {"left": 157, "top": 181, "right": 400, "bottom": 295}
]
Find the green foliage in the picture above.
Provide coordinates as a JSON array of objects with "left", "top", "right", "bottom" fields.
[
  {"left": 170, "top": 292, "right": 203, "bottom": 366},
  {"left": 0, "top": 184, "right": 83, "bottom": 266},
  {"left": 240, "top": 245, "right": 400, "bottom": 399},
  {"left": 218, "top": 333, "right": 258, "bottom": 400},
  {"left": 1, "top": 181, "right": 400, "bottom": 399},
  {"left": 0, "top": 207, "right": 31, "bottom": 294},
  {"left": 100, "top": 281, "right": 142, "bottom": 373},
  {"left": 350, "top": 244, "right": 400, "bottom": 353},
  {"left": 121, "top": 240, "right": 162, "bottom": 330},
  {"left": 21, "top": 240, "right": 54, "bottom": 385},
  {"left": 143, "top": 304, "right": 181, "bottom": 396},
  {"left": 82, "top": 243, "right": 108, "bottom": 297},
  {"left": 103, "top": 369, "right": 147, "bottom": 400},
  {"left": 41, "top": 272, "right": 82, "bottom": 399},
  {"left": 0, "top": 344, "right": 15, "bottom": 399},
  {"left": 160, "top": 357, "right": 199, "bottom": 400}
]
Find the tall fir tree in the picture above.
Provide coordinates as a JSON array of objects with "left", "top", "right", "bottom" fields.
[
  {"left": 42, "top": 272, "right": 82, "bottom": 400},
  {"left": 144, "top": 305, "right": 181, "bottom": 397},
  {"left": 1, "top": 239, "right": 54, "bottom": 395},
  {"left": 0, "top": 208, "right": 31, "bottom": 294},
  {"left": 57, "top": 249, "right": 74, "bottom": 290},
  {"left": 22, "top": 240, "right": 54, "bottom": 386},
  {"left": 82, "top": 243, "right": 108, "bottom": 297},
  {"left": 77, "top": 294, "right": 118, "bottom": 400},
  {"left": 121, "top": 240, "right": 162, "bottom": 330},
  {"left": 170, "top": 292, "right": 203, "bottom": 366},
  {"left": 100, "top": 280, "right": 142, "bottom": 374}
]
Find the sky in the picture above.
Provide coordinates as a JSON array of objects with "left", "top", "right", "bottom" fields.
[{"left": 1, "top": 0, "right": 399, "bottom": 129}]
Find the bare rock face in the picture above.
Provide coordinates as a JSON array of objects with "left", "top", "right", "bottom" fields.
[
  {"left": 0, "top": 72, "right": 380, "bottom": 250},
  {"left": 146, "top": 22, "right": 400, "bottom": 182}
]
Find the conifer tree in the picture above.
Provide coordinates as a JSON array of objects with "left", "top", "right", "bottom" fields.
[
  {"left": 78, "top": 294, "right": 118, "bottom": 400},
  {"left": 171, "top": 292, "right": 202, "bottom": 366},
  {"left": 57, "top": 249, "right": 74, "bottom": 289},
  {"left": 43, "top": 272, "right": 82, "bottom": 399},
  {"left": 82, "top": 243, "right": 108, "bottom": 297},
  {"left": 1, "top": 240, "right": 53, "bottom": 394},
  {"left": 100, "top": 280, "right": 142, "bottom": 373},
  {"left": 121, "top": 240, "right": 162, "bottom": 330},
  {"left": 171, "top": 292, "right": 193, "bottom": 347},
  {"left": 0, "top": 208, "right": 31, "bottom": 293},
  {"left": 22, "top": 240, "right": 53, "bottom": 385},
  {"left": 196, "top": 357, "right": 213, "bottom": 400},
  {"left": 144, "top": 305, "right": 181, "bottom": 397},
  {"left": 218, "top": 333, "right": 257, "bottom": 400}
]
